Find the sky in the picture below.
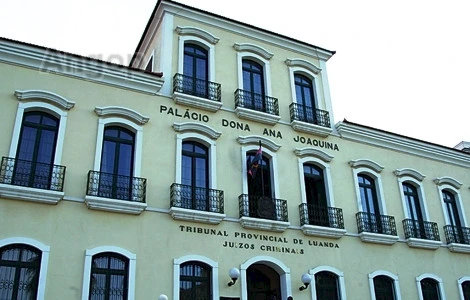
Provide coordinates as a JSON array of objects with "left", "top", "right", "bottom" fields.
[{"left": 1, "top": 0, "right": 469, "bottom": 148}]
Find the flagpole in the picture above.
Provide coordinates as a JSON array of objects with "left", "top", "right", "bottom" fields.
[{"left": 259, "top": 140, "right": 265, "bottom": 198}]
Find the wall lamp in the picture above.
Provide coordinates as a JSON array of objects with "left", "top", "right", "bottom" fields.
[
  {"left": 228, "top": 267, "right": 240, "bottom": 286},
  {"left": 157, "top": 295, "right": 168, "bottom": 300},
  {"left": 299, "top": 273, "right": 312, "bottom": 291}
]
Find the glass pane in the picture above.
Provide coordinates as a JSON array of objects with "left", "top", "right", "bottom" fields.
[
  {"left": 101, "top": 141, "right": 116, "bottom": 174},
  {"left": 37, "top": 129, "right": 56, "bottom": 164},
  {"left": 117, "top": 143, "right": 133, "bottom": 177},
  {"left": 0, "top": 266, "right": 15, "bottom": 299},
  {"left": 17, "top": 126, "right": 37, "bottom": 161}
]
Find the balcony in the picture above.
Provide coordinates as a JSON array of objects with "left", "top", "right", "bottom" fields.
[
  {"left": 84, "top": 170, "right": 147, "bottom": 214},
  {"left": 402, "top": 219, "right": 442, "bottom": 250},
  {"left": 238, "top": 194, "right": 289, "bottom": 232},
  {"left": 172, "top": 73, "right": 222, "bottom": 112},
  {"left": 289, "top": 103, "right": 332, "bottom": 137},
  {"left": 299, "top": 204, "right": 346, "bottom": 239},
  {"left": 0, "top": 156, "right": 65, "bottom": 204},
  {"left": 443, "top": 225, "right": 470, "bottom": 254},
  {"left": 234, "top": 89, "right": 281, "bottom": 125},
  {"left": 356, "top": 212, "right": 399, "bottom": 245},
  {"left": 169, "top": 183, "right": 225, "bottom": 224}
]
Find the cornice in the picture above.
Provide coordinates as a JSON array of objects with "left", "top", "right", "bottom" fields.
[
  {"left": 285, "top": 58, "right": 321, "bottom": 74},
  {"left": 172, "top": 122, "right": 221, "bottom": 140},
  {"left": 94, "top": 106, "right": 150, "bottom": 125},
  {"left": 15, "top": 89, "right": 75, "bottom": 110},
  {"left": 175, "top": 26, "right": 220, "bottom": 44},
  {"left": 433, "top": 176, "right": 463, "bottom": 189},
  {"left": 393, "top": 168, "right": 426, "bottom": 182},
  {"left": 336, "top": 121, "right": 470, "bottom": 168},
  {"left": 233, "top": 43, "right": 273, "bottom": 60},
  {"left": 349, "top": 159, "right": 384, "bottom": 173},
  {"left": 237, "top": 136, "right": 281, "bottom": 152},
  {"left": 0, "top": 39, "right": 163, "bottom": 95}
]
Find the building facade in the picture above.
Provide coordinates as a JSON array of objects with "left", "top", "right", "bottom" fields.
[{"left": 1, "top": 1, "right": 470, "bottom": 299}]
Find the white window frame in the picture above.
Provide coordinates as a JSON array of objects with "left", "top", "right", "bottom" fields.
[
  {"left": 177, "top": 36, "right": 216, "bottom": 83},
  {"left": 298, "top": 156, "right": 335, "bottom": 207},
  {"left": 173, "top": 255, "right": 219, "bottom": 300},
  {"left": 0, "top": 237, "right": 50, "bottom": 300},
  {"left": 394, "top": 169, "right": 429, "bottom": 221},
  {"left": 287, "top": 66, "right": 322, "bottom": 111},
  {"left": 458, "top": 276, "right": 470, "bottom": 300},
  {"left": 416, "top": 273, "right": 446, "bottom": 300},
  {"left": 81, "top": 246, "right": 136, "bottom": 300},
  {"left": 309, "top": 265, "right": 347, "bottom": 300},
  {"left": 368, "top": 270, "right": 402, "bottom": 300},
  {"left": 435, "top": 177, "right": 468, "bottom": 227}
]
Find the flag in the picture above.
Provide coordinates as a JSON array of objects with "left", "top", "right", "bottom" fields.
[{"left": 248, "top": 144, "right": 262, "bottom": 178}]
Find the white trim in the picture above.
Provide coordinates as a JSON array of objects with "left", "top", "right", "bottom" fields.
[
  {"left": 294, "top": 147, "right": 334, "bottom": 162},
  {"left": 15, "top": 89, "right": 75, "bottom": 110},
  {"left": 0, "top": 237, "right": 50, "bottom": 300},
  {"left": 94, "top": 106, "right": 150, "bottom": 125},
  {"left": 350, "top": 166, "right": 387, "bottom": 214},
  {"left": 173, "top": 255, "right": 219, "bottom": 300},
  {"left": 175, "top": 26, "right": 220, "bottom": 45},
  {"left": 433, "top": 176, "right": 463, "bottom": 189},
  {"left": 416, "top": 273, "right": 446, "bottom": 300},
  {"left": 396, "top": 176, "right": 430, "bottom": 221},
  {"left": 235, "top": 50, "right": 273, "bottom": 98},
  {"left": 309, "top": 266, "right": 347, "bottom": 300},
  {"left": 436, "top": 184, "right": 468, "bottom": 227},
  {"left": 172, "top": 122, "right": 221, "bottom": 140},
  {"left": 368, "top": 270, "right": 402, "bottom": 300},
  {"left": 240, "top": 256, "right": 291, "bottom": 300},
  {"left": 297, "top": 157, "right": 335, "bottom": 207},
  {"left": 237, "top": 135, "right": 281, "bottom": 152},
  {"left": 177, "top": 35, "right": 216, "bottom": 83},
  {"left": 394, "top": 168, "right": 426, "bottom": 182},
  {"left": 81, "top": 246, "right": 136, "bottom": 300},
  {"left": 458, "top": 276, "right": 470, "bottom": 300}
]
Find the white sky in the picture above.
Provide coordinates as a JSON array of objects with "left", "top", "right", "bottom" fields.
[{"left": 1, "top": 0, "right": 469, "bottom": 148}]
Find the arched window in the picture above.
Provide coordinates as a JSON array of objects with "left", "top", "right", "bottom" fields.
[
  {"left": 181, "top": 141, "right": 209, "bottom": 210},
  {"left": 420, "top": 277, "right": 440, "bottom": 300},
  {"left": 242, "top": 59, "right": 265, "bottom": 111},
  {"left": 180, "top": 261, "right": 211, "bottom": 300},
  {"left": 247, "top": 150, "right": 273, "bottom": 219},
  {"left": 462, "top": 280, "right": 470, "bottom": 300},
  {"left": 0, "top": 244, "right": 42, "bottom": 300},
  {"left": 89, "top": 252, "right": 129, "bottom": 300},
  {"left": 315, "top": 271, "right": 340, "bottom": 300},
  {"left": 442, "top": 189, "right": 465, "bottom": 242},
  {"left": 358, "top": 174, "right": 382, "bottom": 232},
  {"left": 183, "top": 43, "right": 209, "bottom": 98},
  {"left": 403, "top": 182, "right": 425, "bottom": 238},
  {"left": 294, "top": 73, "right": 316, "bottom": 123},
  {"left": 14, "top": 111, "right": 59, "bottom": 189},
  {"left": 303, "top": 163, "right": 328, "bottom": 226},
  {"left": 373, "top": 275, "right": 395, "bottom": 300},
  {"left": 98, "top": 126, "right": 135, "bottom": 201}
]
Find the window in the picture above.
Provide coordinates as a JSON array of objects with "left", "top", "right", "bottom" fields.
[
  {"left": 246, "top": 149, "right": 274, "bottom": 219},
  {"left": 89, "top": 252, "right": 129, "bottom": 300},
  {"left": 303, "top": 163, "right": 328, "bottom": 226},
  {"left": 98, "top": 126, "right": 135, "bottom": 201},
  {"left": 294, "top": 74, "right": 316, "bottom": 123},
  {"left": 183, "top": 43, "right": 209, "bottom": 98},
  {"left": 359, "top": 174, "right": 383, "bottom": 232},
  {"left": 82, "top": 246, "right": 136, "bottom": 300},
  {"left": 403, "top": 182, "right": 426, "bottom": 237},
  {"left": 242, "top": 59, "right": 265, "bottom": 111},
  {"left": 181, "top": 141, "right": 209, "bottom": 210},
  {"left": 0, "top": 244, "right": 41, "bottom": 300},
  {"left": 173, "top": 255, "right": 219, "bottom": 300},
  {"left": 368, "top": 271, "right": 401, "bottom": 300},
  {"left": 416, "top": 274, "right": 445, "bottom": 300},
  {"left": 459, "top": 277, "right": 470, "bottom": 300},
  {"left": 180, "top": 261, "right": 211, "bottom": 300},
  {"left": 310, "top": 266, "right": 346, "bottom": 300}
]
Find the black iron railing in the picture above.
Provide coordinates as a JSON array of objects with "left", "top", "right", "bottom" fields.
[
  {"left": 0, "top": 156, "right": 65, "bottom": 191},
  {"left": 170, "top": 183, "right": 224, "bottom": 214},
  {"left": 86, "top": 170, "right": 146, "bottom": 203},
  {"left": 289, "top": 103, "right": 331, "bottom": 128},
  {"left": 356, "top": 212, "right": 397, "bottom": 235},
  {"left": 402, "top": 219, "right": 440, "bottom": 241},
  {"left": 173, "top": 73, "right": 221, "bottom": 102},
  {"left": 238, "top": 194, "right": 288, "bottom": 222},
  {"left": 443, "top": 225, "right": 470, "bottom": 245},
  {"left": 234, "top": 89, "right": 279, "bottom": 116},
  {"left": 299, "top": 203, "right": 344, "bottom": 229}
]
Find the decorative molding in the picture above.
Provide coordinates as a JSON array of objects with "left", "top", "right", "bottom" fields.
[
  {"left": 234, "top": 107, "right": 281, "bottom": 125},
  {"left": 349, "top": 159, "right": 384, "bottom": 173},
  {"left": 237, "top": 136, "right": 281, "bottom": 152},
  {"left": 393, "top": 168, "right": 426, "bottom": 181},
  {"left": 239, "top": 216, "right": 289, "bottom": 232},
  {"left": 359, "top": 232, "right": 399, "bottom": 245},
  {"left": 290, "top": 120, "right": 332, "bottom": 137},
  {"left": 233, "top": 43, "right": 273, "bottom": 60},
  {"left": 94, "top": 106, "right": 150, "bottom": 125},
  {"left": 405, "top": 238, "right": 442, "bottom": 250},
  {"left": 172, "top": 122, "right": 221, "bottom": 140},
  {"left": 301, "top": 225, "right": 346, "bottom": 239},
  {"left": 84, "top": 196, "right": 147, "bottom": 215},
  {"left": 0, "top": 39, "right": 163, "bottom": 95},
  {"left": 433, "top": 176, "right": 463, "bottom": 189},
  {"left": 0, "top": 184, "right": 64, "bottom": 204},
  {"left": 285, "top": 58, "right": 321, "bottom": 74},
  {"left": 336, "top": 121, "right": 470, "bottom": 168},
  {"left": 173, "top": 92, "right": 223, "bottom": 112},
  {"left": 14, "top": 90, "right": 75, "bottom": 110},
  {"left": 294, "top": 148, "right": 334, "bottom": 162},
  {"left": 169, "top": 207, "right": 225, "bottom": 224},
  {"left": 175, "top": 26, "right": 220, "bottom": 44}
]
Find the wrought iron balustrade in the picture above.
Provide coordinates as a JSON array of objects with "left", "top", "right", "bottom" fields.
[
  {"left": 289, "top": 103, "right": 331, "bottom": 128},
  {"left": 443, "top": 225, "right": 470, "bottom": 245},
  {"left": 234, "top": 89, "right": 279, "bottom": 116},
  {"left": 173, "top": 73, "right": 221, "bottom": 102},
  {"left": 402, "top": 219, "right": 440, "bottom": 241},
  {"left": 356, "top": 212, "right": 397, "bottom": 235},
  {"left": 238, "top": 194, "right": 288, "bottom": 222},
  {"left": 86, "top": 170, "right": 146, "bottom": 203},
  {"left": 170, "top": 183, "right": 224, "bottom": 214},
  {"left": 299, "top": 203, "right": 344, "bottom": 228},
  {"left": 0, "top": 156, "right": 65, "bottom": 191}
]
